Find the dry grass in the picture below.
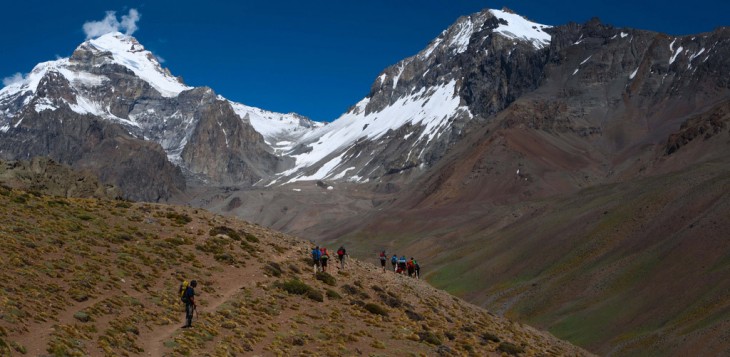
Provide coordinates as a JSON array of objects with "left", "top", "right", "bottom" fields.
[{"left": 0, "top": 187, "right": 592, "bottom": 356}]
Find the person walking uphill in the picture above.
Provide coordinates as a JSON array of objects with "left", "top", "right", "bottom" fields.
[
  {"left": 337, "top": 246, "right": 347, "bottom": 270},
  {"left": 181, "top": 280, "right": 197, "bottom": 328},
  {"left": 311, "top": 246, "right": 322, "bottom": 274},
  {"left": 320, "top": 247, "right": 330, "bottom": 273},
  {"left": 391, "top": 254, "right": 398, "bottom": 272},
  {"left": 379, "top": 250, "right": 387, "bottom": 272}
]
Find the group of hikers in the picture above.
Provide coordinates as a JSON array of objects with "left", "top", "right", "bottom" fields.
[
  {"left": 180, "top": 245, "right": 421, "bottom": 328},
  {"left": 380, "top": 251, "right": 421, "bottom": 279},
  {"left": 311, "top": 245, "right": 348, "bottom": 273}
]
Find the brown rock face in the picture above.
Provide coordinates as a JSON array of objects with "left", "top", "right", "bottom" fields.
[{"left": 181, "top": 98, "right": 280, "bottom": 185}]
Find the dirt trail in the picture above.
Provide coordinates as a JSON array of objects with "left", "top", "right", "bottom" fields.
[{"left": 143, "top": 248, "right": 298, "bottom": 356}]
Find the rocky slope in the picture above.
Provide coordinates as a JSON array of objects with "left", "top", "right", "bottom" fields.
[
  {"left": 0, "top": 157, "right": 120, "bottom": 199},
  {"left": 0, "top": 186, "right": 590, "bottom": 356}
]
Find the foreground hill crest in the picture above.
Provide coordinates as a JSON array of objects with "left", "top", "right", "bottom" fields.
[{"left": 0, "top": 187, "right": 590, "bottom": 356}]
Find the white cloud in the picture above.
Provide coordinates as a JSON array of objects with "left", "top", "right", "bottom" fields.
[
  {"left": 120, "top": 9, "right": 140, "bottom": 35},
  {"left": 2, "top": 72, "right": 26, "bottom": 86},
  {"left": 83, "top": 9, "right": 141, "bottom": 40}
]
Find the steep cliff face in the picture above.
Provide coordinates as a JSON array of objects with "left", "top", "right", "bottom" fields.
[
  {"left": 0, "top": 104, "right": 185, "bottom": 201},
  {"left": 181, "top": 97, "right": 282, "bottom": 185}
]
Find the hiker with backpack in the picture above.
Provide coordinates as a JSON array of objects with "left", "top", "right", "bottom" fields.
[
  {"left": 398, "top": 255, "right": 407, "bottom": 274},
  {"left": 180, "top": 280, "right": 197, "bottom": 328},
  {"left": 311, "top": 246, "right": 322, "bottom": 274},
  {"left": 414, "top": 259, "right": 420, "bottom": 279},
  {"left": 337, "top": 246, "right": 347, "bottom": 270},
  {"left": 407, "top": 257, "right": 416, "bottom": 277},
  {"left": 320, "top": 247, "right": 330, "bottom": 272},
  {"left": 391, "top": 254, "right": 398, "bottom": 272},
  {"left": 379, "top": 250, "right": 387, "bottom": 272}
]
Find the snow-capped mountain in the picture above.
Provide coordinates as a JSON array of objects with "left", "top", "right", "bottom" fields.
[
  {"left": 0, "top": 32, "right": 319, "bottom": 199},
  {"left": 271, "top": 9, "right": 553, "bottom": 185}
]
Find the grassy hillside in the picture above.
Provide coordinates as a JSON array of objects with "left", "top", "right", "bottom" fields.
[
  {"left": 0, "top": 185, "right": 589, "bottom": 356},
  {"left": 323, "top": 160, "right": 730, "bottom": 356}
]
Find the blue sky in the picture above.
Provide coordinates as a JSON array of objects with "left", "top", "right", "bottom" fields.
[{"left": 2, "top": 0, "right": 728, "bottom": 121}]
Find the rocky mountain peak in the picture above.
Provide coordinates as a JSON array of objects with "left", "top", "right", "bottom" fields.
[{"left": 71, "top": 32, "right": 191, "bottom": 97}]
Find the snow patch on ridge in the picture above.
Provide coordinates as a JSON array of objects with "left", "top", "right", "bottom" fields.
[
  {"left": 281, "top": 80, "right": 470, "bottom": 183},
  {"left": 490, "top": 9, "right": 552, "bottom": 49}
]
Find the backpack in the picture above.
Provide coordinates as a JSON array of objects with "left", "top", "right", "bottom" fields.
[
  {"left": 321, "top": 253, "right": 329, "bottom": 261},
  {"left": 179, "top": 280, "right": 189, "bottom": 302},
  {"left": 337, "top": 248, "right": 344, "bottom": 257},
  {"left": 391, "top": 256, "right": 397, "bottom": 264}
]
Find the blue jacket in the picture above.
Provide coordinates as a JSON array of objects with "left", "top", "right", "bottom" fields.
[{"left": 312, "top": 248, "right": 321, "bottom": 260}]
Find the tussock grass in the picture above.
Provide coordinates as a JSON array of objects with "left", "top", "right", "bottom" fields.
[{"left": 0, "top": 186, "right": 590, "bottom": 357}]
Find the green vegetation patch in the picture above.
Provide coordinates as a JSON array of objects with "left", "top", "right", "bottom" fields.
[
  {"left": 315, "top": 272, "right": 337, "bottom": 286},
  {"left": 209, "top": 226, "right": 240, "bottom": 240},
  {"left": 165, "top": 212, "right": 192, "bottom": 225},
  {"left": 497, "top": 342, "right": 525, "bottom": 355},
  {"left": 275, "top": 279, "right": 323, "bottom": 302},
  {"left": 363, "top": 303, "right": 388, "bottom": 316}
]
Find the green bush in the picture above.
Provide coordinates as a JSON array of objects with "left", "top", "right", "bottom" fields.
[
  {"left": 209, "top": 226, "right": 240, "bottom": 240},
  {"left": 418, "top": 331, "right": 442, "bottom": 346},
  {"left": 482, "top": 332, "right": 500, "bottom": 343},
  {"left": 278, "top": 279, "right": 311, "bottom": 295},
  {"left": 243, "top": 232, "right": 259, "bottom": 243},
  {"left": 115, "top": 201, "right": 133, "bottom": 208},
  {"left": 264, "top": 262, "right": 283, "bottom": 277},
  {"left": 497, "top": 342, "right": 525, "bottom": 355},
  {"left": 363, "top": 303, "right": 388, "bottom": 316},
  {"left": 315, "top": 272, "right": 337, "bottom": 286},
  {"left": 214, "top": 253, "right": 236, "bottom": 264},
  {"left": 306, "top": 289, "right": 324, "bottom": 302},
  {"left": 325, "top": 289, "right": 341, "bottom": 299},
  {"left": 166, "top": 212, "right": 192, "bottom": 225},
  {"left": 276, "top": 279, "right": 322, "bottom": 302}
]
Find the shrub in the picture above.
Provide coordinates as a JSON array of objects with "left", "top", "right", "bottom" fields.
[
  {"left": 497, "top": 342, "right": 525, "bottom": 355},
  {"left": 306, "top": 289, "right": 324, "bottom": 302},
  {"left": 264, "top": 262, "right": 283, "bottom": 277},
  {"left": 209, "top": 226, "right": 240, "bottom": 240},
  {"left": 214, "top": 253, "right": 236, "bottom": 264},
  {"left": 73, "top": 311, "right": 91, "bottom": 322},
  {"left": 115, "top": 201, "right": 133, "bottom": 208},
  {"left": 276, "top": 279, "right": 323, "bottom": 302},
  {"left": 165, "top": 212, "right": 192, "bottom": 225},
  {"left": 243, "top": 232, "right": 259, "bottom": 243},
  {"left": 363, "top": 303, "right": 388, "bottom": 316},
  {"left": 325, "top": 289, "right": 341, "bottom": 299},
  {"left": 418, "top": 331, "right": 442, "bottom": 346},
  {"left": 315, "top": 272, "right": 337, "bottom": 286},
  {"left": 405, "top": 309, "right": 424, "bottom": 321},
  {"left": 482, "top": 332, "right": 500, "bottom": 343}
]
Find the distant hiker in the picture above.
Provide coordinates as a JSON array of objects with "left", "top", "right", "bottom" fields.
[
  {"left": 398, "top": 255, "right": 407, "bottom": 274},
  {"left": 407, "top": 257, "right": 415, "bottom": 277},
  {"left": 181, "top": 280, "right": 197, "bottom": 328},
  {"left": 391, "top": 254, "right": 398, "bottom": 272},
  {"left": 337, "top": 246, "right": 347, "bottom": 270},
  {"left": 379, "top": 250, "right": 387, "bottom": 272},
  {"left": 320, "top": 248, "right": 330, "bottom": 272},
  {"left": 311, "top": 246, "right": 322, "bottom": 274},
  {"left": 414, "top": 259, "right": 420, "bottom": 279}
]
